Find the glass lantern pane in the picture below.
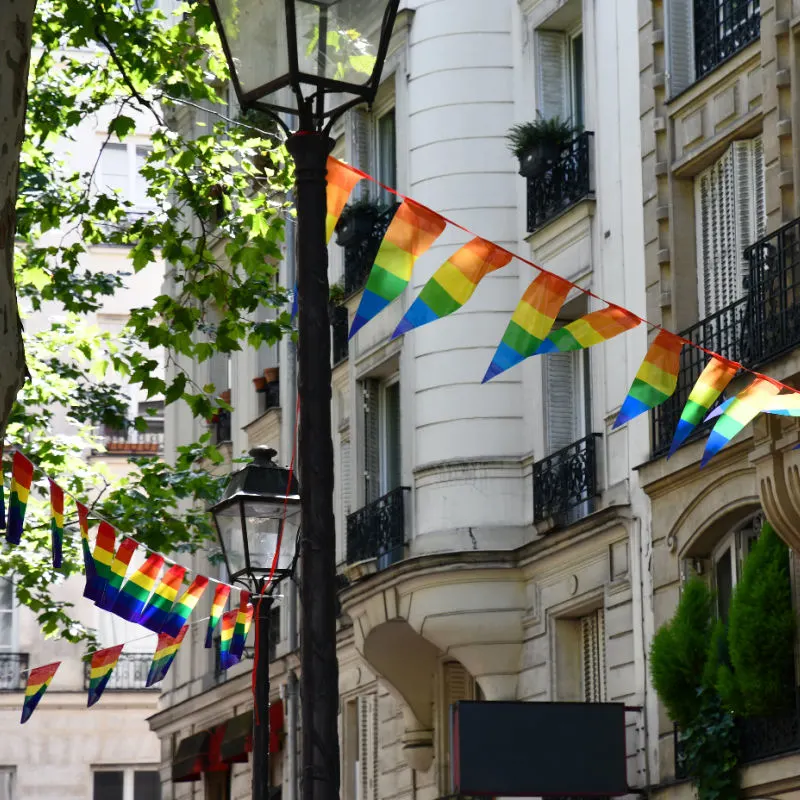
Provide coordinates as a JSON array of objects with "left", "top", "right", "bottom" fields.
[
  {"left": 215, "top": 504, "right": 249, "bottom": 577},
  {"left": 294, "top": 0, "right": 385, "bottom": 86},
  {"left": 214, "top": 0, "right": 290, "bottom": 99}
]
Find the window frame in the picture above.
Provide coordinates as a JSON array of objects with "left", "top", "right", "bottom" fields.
[
  {"left": 97, "top": 139, "right": 154, "bottom": 210},
  {"left": 0, "top": 578, "right": 16, "bottom": 654},
  {"left": 92, "top": 766, "right": 161, "bottom": 800},
  {"left": 377, "top": 376, "right": 401, "bottom": 496}
]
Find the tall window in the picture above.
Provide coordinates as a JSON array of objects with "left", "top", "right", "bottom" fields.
[
  {"left": 92, "top": 769, "right": 161, "bottom": 800},
  {"left": 350, "top": 105, "right": 397, "bottom": 201},
  {"left": 362, "top": 379, "right": 401, "bottom": 504},
  {"left": 0, "top": 768, "right": 13, "bottom": 800},
  {"left": 536, "top": 27, "right": 584, "bottom": 127},
  {"left": 543, "top": 349, "right": 588, "bottom": 456},
  {"left": 712, "top": 512, "right": 762, "bottom": 623},
  {"left": 0, "top": 578, "right": 14, "bottom": 656},
  {"left": 695, "top": 137, "right": 766, "bottom": 317},
  {"left": 99, "top": 142, "right": 152, "bottom": 208},
  {"left": 348, "top": 693, "right": 378, "bottom": 800},
  {"left": 437, "top": 661, "right": 479, "bottom": 794},
  {"left": 581, "top": 609, "right": 607, "bottom": 702}
]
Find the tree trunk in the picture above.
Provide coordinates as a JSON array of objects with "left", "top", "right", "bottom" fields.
[{"left": 0, "top": 0, "right": 35, "bottom": 437}]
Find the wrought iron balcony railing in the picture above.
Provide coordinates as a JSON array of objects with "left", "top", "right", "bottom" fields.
[
  {"left": 0, "top": 653, "right": 29, "bottom": 691},
  {"left": 694, "top": 0, "right": 761, "bottom": 82},
  {"left": 527, "top": 132, "right": 594, "bottom": 234},
  {"left": 651, "top": 217, "right": 800, "bottom": 457},
  {"left": 331, "top": 305, "right": 349, "bottom": 366},
  {"left": 83, "top": 653, "right": 156, "bottom": 691},
  {"left": 342, "top": 204, "right": 399, "bottom": 296},
  {"left": 533, "top": 434, "right": 601, "bottom": 526},
  {"left": 346, "top": 486, "right": 410, "bottom": 569}
]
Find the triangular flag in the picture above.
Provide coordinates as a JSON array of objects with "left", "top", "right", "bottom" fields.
[
  {"left": 139, "top": 564, "right": 186, "bottom": 633},
  {"left": 326, "top": 157, "right": 364, "bottom": 243},
  {"left": 160, "top": 575, "right": 209, "bottom": 638},
  {"left": 759, "top": 393, "right": 800, "bottom": 416},
  {"left": 85, "top": 521, "right": 116, "bottom": 603},
  {"left": 111, "top": 552, "right": 164, "bottom": 623},
  {"left": 21, "top": 661, "right": 60, "bottom": 724},
  {"left": 87, "top": 645, "right": 124, "bottom": 707},
  {"left": 49, "top": 480, "right": 65, "bottom": 569},
  {"left": 349, "top": 200, "right": 447, "bottom": 338},
  {"left": 230, "top": 591, "right": 253, "bottom": 660},
  {"left": 701, "top": 377, "right": 781, "bottom": 467},
  {"left": 483, "top": 271, "right": 572, "bottom": 382},
  {"left": 76, "top": 502, "right": 97, "bottom": 593},
  {"left": 0, "top": 446, "right": 6, "bottom": 531},
  {"left": 97, "top": 537, "right": 138, "bottom": 610},
  {"left": 613, "top": 330, "right": 684, "bottom": 428},
  {"left": 667, "top": 357, "right": 738, "bottom": 458},
  {"left": 146, "top": 626, "right": 189, "bottom": 687},
  {"left": 7, "top": 451, "right": 34, "bottom": 545},
  {"left": 205, "top": 583, "right": 231, "bottom": 648},
  {"left": 535, "top": 304, "right": 641, "bottom": 354},
  {"left": 218, "top": 608, "right": 239, "bottom": 671},
  {"left": 393, "top": 238, "right": 512, "bottom": 338}
]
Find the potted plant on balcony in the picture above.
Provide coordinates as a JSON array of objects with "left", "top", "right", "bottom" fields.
[
  {"left": 253, "top": 375, "right": 267, "bottom": 393},
  {"left": 335, "top": 198, "right": 382, "bottom": 246},
  {"left": 506, "top": 115, "right": 580, "bottom": 178},
  {"left": 329, "top": 280, "right": 346, "bottom": 310},
  {"left": 263, "top": 366, "right": 279, "bottom": 384}
]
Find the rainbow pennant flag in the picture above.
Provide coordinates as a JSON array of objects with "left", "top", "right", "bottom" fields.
[
  {"left": 20, "top": 661, "right": 60, "bottom": 724},
  {"left": 613, "top": 330, "right": 684, "bottom": 428},
  {"left": 7, "top": 451, "right": 34, "bottom": 545},
  {"left": 205, "top": 583, "right": 231, "bottom": 648},
  {"left": 326, "top": 157, "right": 363, "bottom": 243},
  {"left": 759, "top": 394, "right": 800, "bottom": 415},
  {"left": 535, "top": 304, "right": 641, "bottom": 354},
  {"left": 667, "top": 357, "right": 738, "bottom": 458},
  {"left": 49, "top": 480, "right": 65, "bottom": 569},
  {"left": 483, "top": 271, "right": 572, "bottom": 382},
  {"left": 218, "top": 608, "right": 239, "bottom": 670},
  {"left": 146, "top": 625, "right": 188, "bottom": 687},
  {"left": 87, "top": 645, "right": 124, "bottom": 707},
  {"left": 701, "top": 377, "right": 781, "bottom": 467},
  {"left": 76, "top": 502, "right": 97, "bottom": 591},
  {"left": 85, "top": 521, "right": 117, "bottom": 603},
  {"left": 349, "top": 200, "right": 447, "bottom": 339},
  {"left": 161, "top": 575, "right": 209, "bottom": 638},
  {"left": 97, "top": 537, "right": 138, "bottom": 610},
  {"left": 0, "top": 448, "right": 6, "bottom": 530},
  {"left": 392, "top": 238, "right": 513, "bottom": 338},
  {"left": 111, "top": 553, "right": 164, "bottom": 623},
  {"left": 139, "top": 564, "right": 186, "bottom": 633},
  {"left": 230, "top": 592, "right": 253, "bottom": 660}
]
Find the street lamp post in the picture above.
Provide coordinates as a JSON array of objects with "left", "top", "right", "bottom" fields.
[
  {"left": 204, "top": 5, "right": 401, "bottom": 800},
  {"left": 210, "top": 446, "right": 301, "bottom": 800}
]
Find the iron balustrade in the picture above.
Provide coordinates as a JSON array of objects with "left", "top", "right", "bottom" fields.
[
  {"left": 533, "top": 434, "right": 601, "bottom": 526},
  {"left": 0, "top": 653, "right": 29, "bottom": 691},
  {"left": 651, "top": 217, "right": 800, "bottom": 457},
  {"left": 526, "top": 132, "right": 594, "bottom": 234},
  {"left": 342, "top": 203, "right": 399, "bottom": 295},
  {"left": 331, "top": 305, "right": 349, "bottom": 365},
  {"left": 694, "top": 0, "right": 761, "bottom": 82},
  {"left": 83, "top": 653, "right": 156, "bottom": 691},
  {"left": 346, "top": 486, "right": 410, "bottom": 569}
]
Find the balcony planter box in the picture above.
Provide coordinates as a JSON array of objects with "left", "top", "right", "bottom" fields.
[
  {"left": 518, "top": 142, "right": 563, "bottom": 178},
  {"left": 253, "top": 376, "right": 267, "bottom": 393},
  {"left": 335, "top": 202, "right": 380, "bottom": 246},
  {"left": 107, "top": 442, "right": 128, "bottom": 452},
  {"left": 506, "top": 118, "right": 578, "bottom": 178}
]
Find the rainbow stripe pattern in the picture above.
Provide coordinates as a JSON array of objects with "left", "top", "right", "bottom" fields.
[
  {"left": 85, "top": 521, "right": 117, "bottom": 603},
  {"left": 326, "top": 157, "right": 363, "bottom": 243},
  {"left": 392, "top": 238, "right": 513, "bottom": 338},
  {"left": 701, "top": 377, "right": 781, "bottom": 467},
  {"left": 613, "top": 330, "right": 684, "bottom": 428},
  {"left": 146, "top": 625, "right": 188, "bottom": 687},
  {"left": 667, "top": 357, "right": 738, "bottom": 458},
  {"left": 218, "top": 608, "right": 239, "bottom": 670},
  {"left": 7, "top": 451, "right": 34, "bottom": 545},
  {"left": 49, "top": 480, "right": 65, "bottom": 569},
  {"left": 0, "top": 451, "right": 6, "bottom": 530},
  {"left": 97, "top": 537, "right": 138, "bottom": 611},
  {"left": 87, "top": 645, "right": 124, "bottom": 707},
  {"left": 535, "top": 305, "right": 641, "bottom": 354},
  {"left": 161, "top": 575, "right": 209, "bottom": 638},
  {"left": 21, "top": 661, "right": 60, "bottom": 724},
  {"left": 76, "top": 502, "right": 97, "bottom": 592},
  {"left": 139, "top": 564, "right": 186, "bottom": 633},
  {"left": 205, "top": 583, "right": 231, "bottom": 648},
  {"left": 111, "top": 553, "right": 164, "bottom": 623},
  {"left": 483, "top": 271, "right": 572, "bottom": 382},
  {"left": 230, "top": 592, "right": 253, "bottom": 660},
  {"left": 349, "top": 200, "right": 447, "bottom": 339}
]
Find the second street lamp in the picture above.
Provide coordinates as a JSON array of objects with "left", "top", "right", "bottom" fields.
[
  {"left": 206, "top": 4, "right": 400, "bottom": 800},
  {"left": 210, "top": 446, "right": 301, "bottom": 800}
]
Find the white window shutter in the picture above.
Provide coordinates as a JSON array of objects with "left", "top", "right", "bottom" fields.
[
  {"left": 666, "top": 0, "right": 695, "bottom": 97},
  {"left": 536, "top": 31, "right": 569, "bottom": 120},
  {"left": 543, "top": 351, "right": 579, "bottom": 455},
  {"left": 733, "top": 140, "right": 757, "bottom": 291},
  {"left": 581, "top": 610, "right": 607, "bottom": 702},
  {"left": 362, "top": 380, "right": 381, "bottom": 503},
  {"left": 441, "top": 661, "right": 475, "bottom": 792},
  {"left": 357, "top": 694, "right": 378, "bottom": 800},
  {"left": 341, "top": 439, "right": 352, "bottom": 517}
]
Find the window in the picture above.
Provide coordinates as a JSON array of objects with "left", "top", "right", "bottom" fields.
[
  {"left": 93, "top": 769, "right": 161, "bottom": 800},
  {"left": 0, "top": 769, "right": 14, "bottom": 800},
  {"left": 98, "top": 142, "right": 153, "bottom": 207},
  {"left": 695, "top": 137, "right": 766, "bottom": 317},
  {"left": 349, "top": 105, "right": 397, "bottom": 201},
  {"left": 0, "top": 578, "right": 13, "bottom": 654},
  {"left": 357, "top": 693, "right": 379, "bottom": 800},
  {"left": 362, "top": 379, "right": 401, "bottom": 503},
  {"left": 543, "top": 349, "right": 587, "bottom": 456},
  {"left": 535, "top": 28, "right": 584, "bottom": 127},
  {"left": 712, "top": 512, "right": 763, "bottom": 622},
  {"left": 205, "top": 771, "right": 231, "bottom": 800},
  {"left": 437, "top": 661, "right": 479, "bottom": 794},
  {"left": 581, "top": 609, "right": 607, "bottom": 702}
]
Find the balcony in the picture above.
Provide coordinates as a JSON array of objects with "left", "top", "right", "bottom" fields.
[
  {"left": 652, "top": 217, "right": 800, "bottom": 457},
  {"left": 533, "top": 434, "right": 601, "bottom": 526},
  {"left": 83, "top": 653, "right": 156, "bottom": 691},
  {"left": 0, "top": 653, "right": 28, "bottom": 691},
  {"left": 346, "top": 486, "right": 410, "bottom": 570},
  {"left": 341, "top": 203, "right": 399, "bottom": 296},
  {"left": 331, "top": 304, "right": 349, "bottom": 366},
  {"left": 526, "top": 132, "right": 594, "bottom": 234},
  {"left": 103, "top": 431, "right": 164, "bottom": 455},
  {"left": 694, "top": 0, "right": 761, "bottom": 82}
]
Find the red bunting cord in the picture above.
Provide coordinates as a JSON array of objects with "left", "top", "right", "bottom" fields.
[{"left": 339, "top": 159, "right": 798, "bottom": 395}]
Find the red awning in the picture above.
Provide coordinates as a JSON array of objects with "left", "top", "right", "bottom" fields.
[
  {"left": 206, "top": 725, "right": 230, "bottom": 773},
  {"left": 220, "top": 712, "right": 253, "bottom": 764}
]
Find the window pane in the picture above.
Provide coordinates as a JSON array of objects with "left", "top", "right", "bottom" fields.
[
  {"left": 93, "top": 771, "right": 124, "bottom": 800},
  {"left": 134, "top": 146, "right": 152, "bottom": 207},
  {"left": 0, "top": 579, "right": 12, "bottom": 611},
  {"left": 716, "top": 548, "right": 734, "bottom": 623},
  {"left": 376, "top": 111, "right": 396, "bottom": 203},
  {"left": 571, "top": 34, "right": 584, "bottom": 129},
  {"left": 134, "top": 771, "right": 161, "bottom": 800},
  {"left": 101, "top": 143, "right": 129, "bottom": 196},
  {"left": 383, "top": 382, "right": 401, "bottom": 492}
]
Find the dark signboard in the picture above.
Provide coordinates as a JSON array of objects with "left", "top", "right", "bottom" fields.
[{"left": 451, "top": 701, "right": 628, "bottom": 797}]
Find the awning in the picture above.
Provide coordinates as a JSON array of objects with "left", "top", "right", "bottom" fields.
[
  {"left": 172, "top": 731, "right": 210, "bottom": 783},
  {"left": 206, "top": 725, "right": 229, "bottom": 773},
  {"left": 220, "top": 711, "right": 252, "bottom": 764}
]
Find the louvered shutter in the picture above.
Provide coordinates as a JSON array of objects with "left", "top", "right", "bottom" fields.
[
  {"left": 734, "top": 140, "right": 757, "bottom": 291},
  {"left": 442, "top": 662, "right": 475, "bottom": 792},
  {"left": 357, "top": 694, "right": 378, "bottom": 800},
  {"left": 666, "top": 0, "right": 695, "bottom": 97},
  {"left": 363, "top": 380, "right": 381, "bottom": 503},
  {"left": 536, "top": 31, "right": 569, "bottom": 120},
  {"left": 544, "top": 351, "right": 579, "bottom": 455},
  {"left": 341, "top": 439, "right": 352, "bottom": 517},
  {"left": 350, "top": 110, "right": 374, "bottom": 201},
  {"left": 753, "top": 136, "right": 766, "bottom": 241},
  {"left": 581, "top": 610, "right": 607, "bottom": 703}
]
